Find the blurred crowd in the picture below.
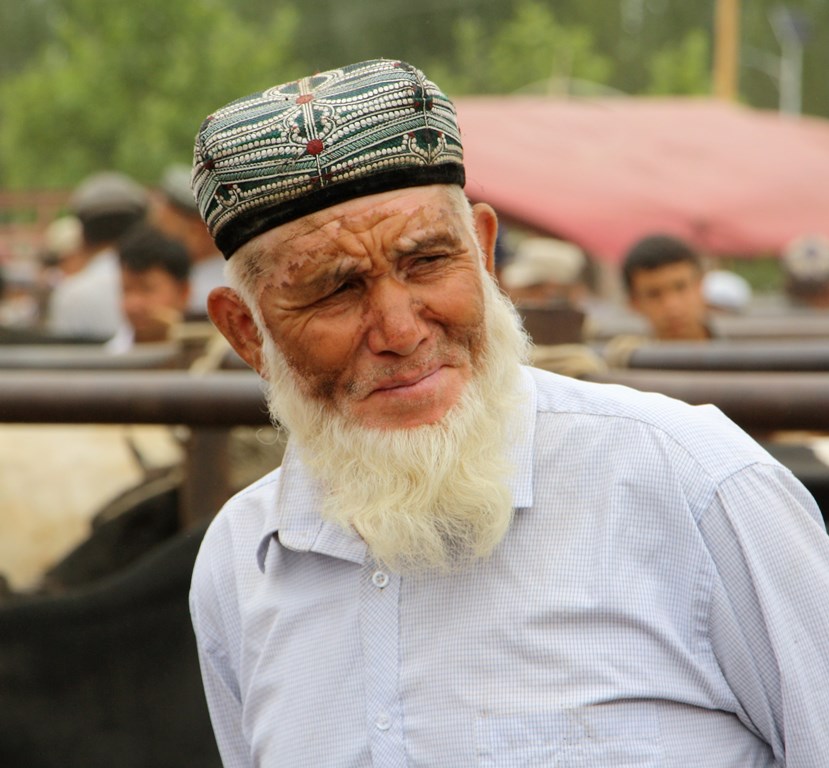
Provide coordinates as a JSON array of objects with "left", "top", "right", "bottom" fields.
[
  {"left": 0, "top": 167, "right": 225, "bottom": 352},
  {"left": 0, "top": 170, "right": 260, "bottom": 592},
  {"left": 2, "top": 168, "right": 829, "bottom": 361}
]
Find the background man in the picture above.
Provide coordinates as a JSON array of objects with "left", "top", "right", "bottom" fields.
[
  {"left": 35, "top": 214, "right": 85, "bottom": 323},
  {"left": 106, "top": 224, "right": 191, "bottom": 352},
  {"left": 498, "top": 235, "right": 606, "bottom": 376},
  {"left": 621, "top": 233, "right": 711, "bottom": 340},
  {"left": 189, "top": 59, "right": 829, "bottom": 767},
  {"left": 499, "top": 236, "right": 588, "bottom": 308},
  {"left": 46, "top": 171, "right": 148, "bottom": 341}
]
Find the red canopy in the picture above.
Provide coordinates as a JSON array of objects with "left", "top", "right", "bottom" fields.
[{"left": 455, "top": 96, "right": 829, "bottom": 263}]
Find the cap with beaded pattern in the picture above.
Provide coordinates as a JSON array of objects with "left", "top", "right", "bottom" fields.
[{"left": 191, "top": 59, "right": 465, "bottom": 258}]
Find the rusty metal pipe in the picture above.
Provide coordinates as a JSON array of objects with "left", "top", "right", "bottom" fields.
[
  {"left": 0, "top": 370, "right": 269, "bottom": 426},
  {"left": 1, "top": 369, "right": 828, "bottom": 434},
  {"left": 619, "top": 339, "right": 829, "bottom": 372},
  {"left": 586, "top": 369, "right": 829, "bottom": 432}
]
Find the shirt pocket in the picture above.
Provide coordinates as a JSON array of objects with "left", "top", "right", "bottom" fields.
[{"left": 475, "top": 704, "right": 662, "bottom": 767}]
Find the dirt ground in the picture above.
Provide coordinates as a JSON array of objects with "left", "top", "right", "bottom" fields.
[{"left": 0, "top": 424, "right": 183, "bottom": 591}]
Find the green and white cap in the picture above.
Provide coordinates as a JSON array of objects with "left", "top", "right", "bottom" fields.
[{"left": 192, "top": 59, "right": 465, "bottom": 259}]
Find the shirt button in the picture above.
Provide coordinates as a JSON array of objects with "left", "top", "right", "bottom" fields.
[
  {"left": 372, "top": 570, "right": 389, "bottom": 588},
  {"left": 375, "top": 713, "right": 391, "bottom": 731}
]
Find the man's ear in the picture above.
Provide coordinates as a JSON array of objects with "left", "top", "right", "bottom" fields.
[
  {"left": 207, "top": 286, "right": 266, "bottom": 377},
  {"left": 472, "top": 202, "right": 498, "bottom": 276}
]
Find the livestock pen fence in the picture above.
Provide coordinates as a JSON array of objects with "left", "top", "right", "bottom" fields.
[{"left": 1, "top": 365, "right": 828, "bottom": 526}]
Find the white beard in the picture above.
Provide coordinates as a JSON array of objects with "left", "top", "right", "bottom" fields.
[{"left": 258, "top": 269, "right": 530, "bottom": 573}]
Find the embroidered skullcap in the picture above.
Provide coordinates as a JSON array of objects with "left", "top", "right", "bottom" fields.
[{"left": 191, "top": 59, "right": 465, "bottom": 259}]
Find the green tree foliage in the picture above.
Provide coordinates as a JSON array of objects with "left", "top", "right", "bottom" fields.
[
  {"left": 740, "top": 0, "right": 829, "bottom": 115},
  {"left": 646, "top": 28, "right": 711, "bottom": 95},
  {"left": 0, "top": 0, "right": 58, "bottom": 80},
  {"left": 0, "top": 0, "right": 301, "bottom": 189},
  {"left": 426, "top": 0, "right": 611, "bottom": 96},
  {"left": 0, "top": 0, "right": 826, "bottom": 191},
  {"left": 250, "top": 0, "right": 497, "bottom": 76}
]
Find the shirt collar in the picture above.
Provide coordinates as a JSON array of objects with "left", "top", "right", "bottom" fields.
[
  {"left": 255, "top": 365, "right": 538, "bottom": 572},
  {"left": 255, "top": 444, "right": 368, "bottom": 572}
]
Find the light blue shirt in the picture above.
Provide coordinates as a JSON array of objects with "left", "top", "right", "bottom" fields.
[{"left": 190, "top": 366, "right": 829, "bottom": 767}]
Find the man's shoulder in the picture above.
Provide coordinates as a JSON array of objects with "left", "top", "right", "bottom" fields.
[
  {"left": 74, "top": 248, "right": 120, "bottom": 285},
  {"left": 219, "top": 464, "right": 283, "bottom": 520},
  {"left": 527, "top": 364, "right": 690, "bottom": 421},
  {"left": 196, "top": 467, "right": 283, "bottom": 566},
  {"left": 525, "top": 365, "right": 772, "bottom": 478}
]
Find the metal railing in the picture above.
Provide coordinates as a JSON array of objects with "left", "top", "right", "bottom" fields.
[
  {"left": 584, "top": 369, "right": 829, "bottom": 433},
  {"left": 2, "top": 367, "right": 829, "bottom": 523},
  {"left": 0, "top": 369, "right": 269, "bottom": 527},
  {"left": 617, "top": 339, "right": 829, "bottom": 372}
]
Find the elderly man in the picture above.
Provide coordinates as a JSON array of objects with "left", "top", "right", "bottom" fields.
[{"left": 189, "top": 60, "right": 829, "bottom": 767}]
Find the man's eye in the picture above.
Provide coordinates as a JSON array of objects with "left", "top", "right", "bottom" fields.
[
  {"left": 323, "top": 280, "right": 359, "bottom": 300},
  {"left": 411, "top": 254, "right": 447, "bottom": 270},
  {"left": 335, "top": 279, "right": 358, "bottom": 293}
]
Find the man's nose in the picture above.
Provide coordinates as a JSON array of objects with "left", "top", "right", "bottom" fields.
[
  {"left": 662, "top": 290, "right": 687, "bottom": 315},
  {"left": 365, "top": 278, "right": 427, "bottom": 356}
]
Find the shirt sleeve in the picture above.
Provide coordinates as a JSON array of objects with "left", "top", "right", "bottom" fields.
[
  {"left": 190, "top": 540, "right": 254, "bottom": 768},
  {"left": 700, "top": 461, "right": 829, "bottom": 766}
]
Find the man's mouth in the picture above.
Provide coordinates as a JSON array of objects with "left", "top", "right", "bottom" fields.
[{"left": 373, "top": 365, "right": 443, "bottom": 394}]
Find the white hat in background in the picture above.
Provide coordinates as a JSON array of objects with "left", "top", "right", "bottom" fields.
[
  {"left": 702, "top": 270, "right": 752, "bottom": 312},
  {"left": 43, "top": 215, "right": 83, "bottom": 260},
  {"left": 501, "top": 237, "right": 586, "bottom": 289}
]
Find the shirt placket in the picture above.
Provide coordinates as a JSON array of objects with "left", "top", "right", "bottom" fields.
[{"left": 359, "top": 561, "right": 407, "bottom": 767}]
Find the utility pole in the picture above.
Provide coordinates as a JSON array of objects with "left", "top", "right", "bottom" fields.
[
  {"left": 770, "top": 6, "right": 811, "bottom": 116},
  {"left": 713, "top": 0, "right": 741, "bottom": 101}
]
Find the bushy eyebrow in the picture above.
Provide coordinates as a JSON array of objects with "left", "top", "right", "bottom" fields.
[
  {"left": 299, "top": 262, "right": 361, "bottom": 295},
  {"left": 394, "top": 230, "right": 464, "bottom": 257},
  {"left": 283, "top": 228, "right": 467, "bottom": 299}
]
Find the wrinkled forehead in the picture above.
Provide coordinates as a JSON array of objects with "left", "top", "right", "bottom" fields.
[{"left": 238, "top": 184, "right": 473, "bottom": 269}]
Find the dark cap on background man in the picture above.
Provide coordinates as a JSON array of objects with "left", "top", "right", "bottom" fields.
[
  {"left": 191, "top": 59, "right": 465, "bottom": 259},
  {"left": 68, "top": 171, "right": 149, "bottom": 245}
]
